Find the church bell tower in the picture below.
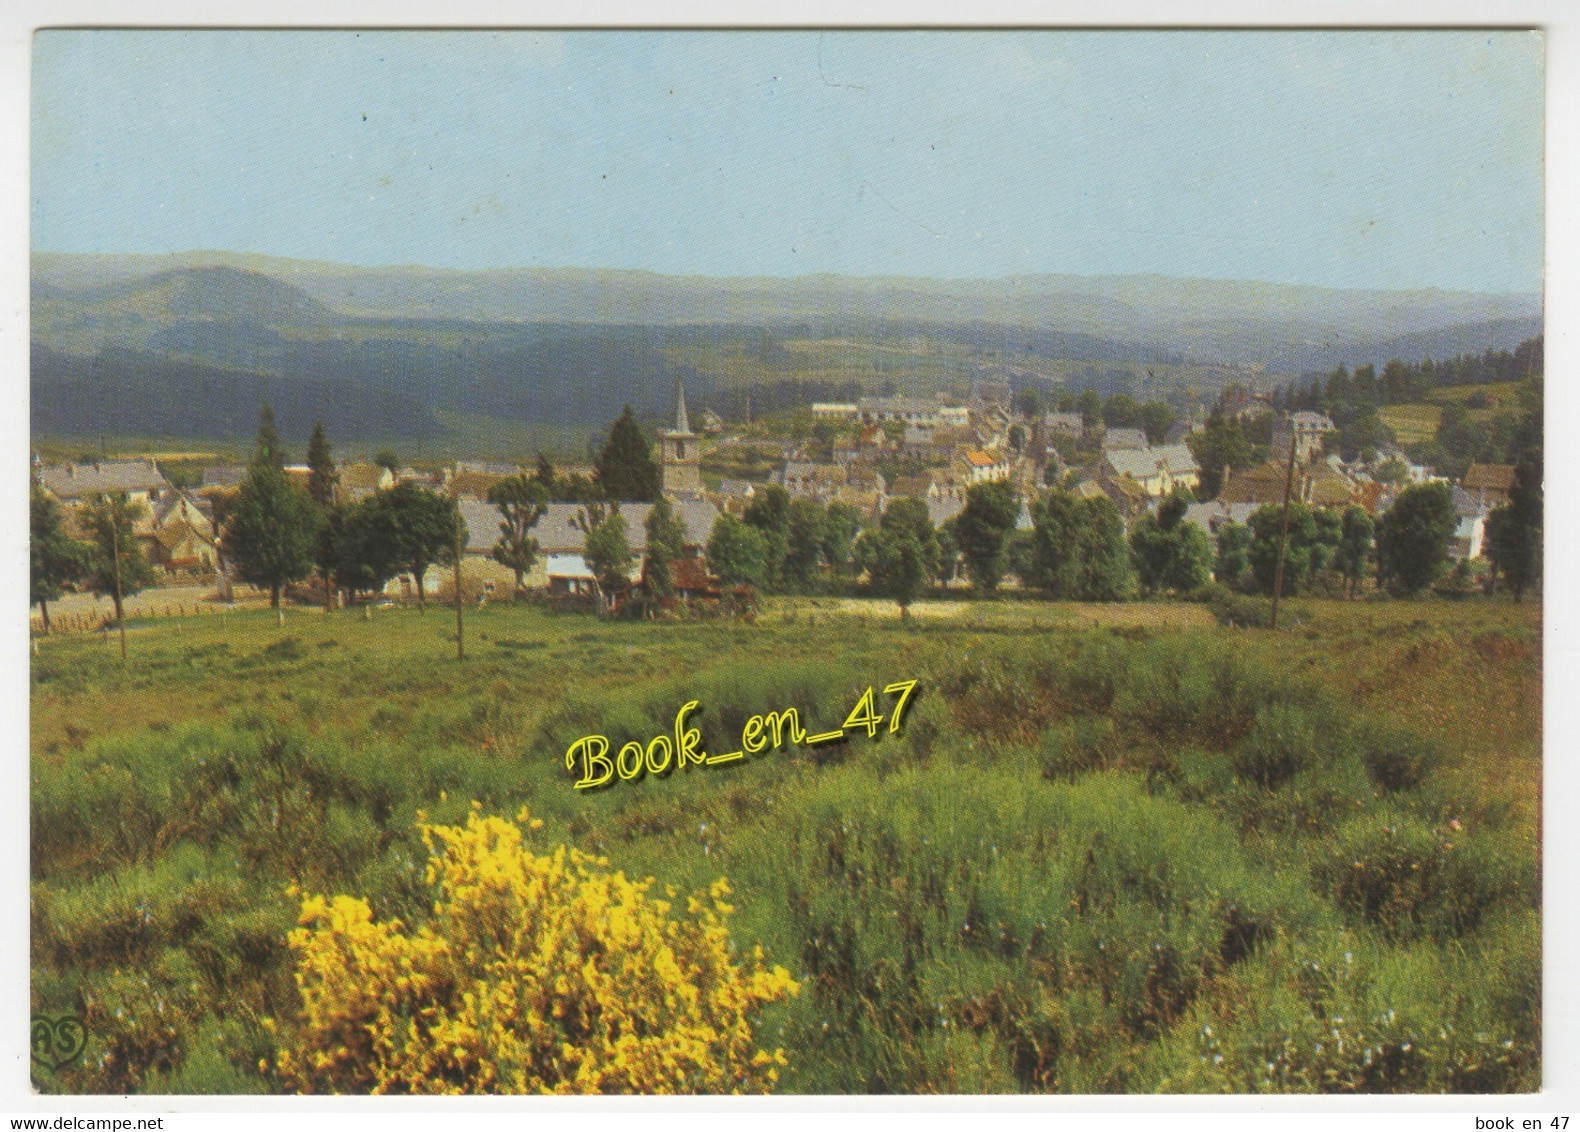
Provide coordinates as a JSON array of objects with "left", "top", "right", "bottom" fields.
[{"left": 660, "top": 376, "right": 702, "bottom": 498}]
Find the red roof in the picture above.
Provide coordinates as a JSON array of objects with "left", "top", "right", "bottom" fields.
[
  {"left": 670, "top": 557, "right": 720, "bottom": 595},
  {"left": 1464, "top": 463, "right": 1517, "bottom": 492}
]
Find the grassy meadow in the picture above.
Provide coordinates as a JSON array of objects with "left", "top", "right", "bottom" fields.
[
  {"left": 1375, "top": 381, "right": 1527, "bottom": 447},
  {"left": 30, "top": 596, "right": 1541, "bottom": 1093}
]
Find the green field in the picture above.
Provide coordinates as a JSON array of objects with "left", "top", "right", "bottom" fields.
[
  {"left": 31, "top": 596, "right": 1541, "bottom": 1093},
  {"left": 1376, "top": 404, "right": 1442, "bottom": 446},
  {"left": 1376, "top": 383, "right": 1526, "bottom": 447}
]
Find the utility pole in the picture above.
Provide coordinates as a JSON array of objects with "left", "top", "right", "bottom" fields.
[
  {"left": 111, "top": 512, "right": 127, "bottom": 662},
  {"left": 1269, "top": 428, "right": 1300, "bottom": 630},
  {"left": 453, "top": 513, "right": 465, "bottom": 663}
]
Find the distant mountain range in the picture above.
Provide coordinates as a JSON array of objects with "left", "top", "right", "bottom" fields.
[{"left": 30, "top": 252, "right": 1542, "bottom": 447}]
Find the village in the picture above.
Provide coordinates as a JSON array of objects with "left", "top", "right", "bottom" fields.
[{"left": 29, "top": 358, "right": 1531, "bottom": 630}]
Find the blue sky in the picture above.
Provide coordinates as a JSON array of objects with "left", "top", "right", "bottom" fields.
[{"left": 31, "top": 29, "right": 1544, "bottom": 293}]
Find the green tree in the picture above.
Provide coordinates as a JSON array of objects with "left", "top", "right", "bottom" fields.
[
  {"left": 228, "top": 412, "right": 324, "bottom": 614},
  {"left": 82, "top": 492, "right": 159, "bottom": 657},
  {"left": 486, "top": 474, "right": 549, "bottom": 595},
  {"left": 305, "top": 422, "right": 339, "bottom": 610},
  {"left": 312, "top": 501, "right": 345, "bottom": 613},
  {"left": 306, "top": 421, "right": 338, "bottom": 507},
  {"left": 582, "top": 508, "right": 633, "bottom": 613},
  {"left": 1103, "top": 393, "right": 1141, "bottom": 429},
  {"left": 366, "top": 483, "right": 465, "bottom": 612},
  {"left": 1484, "top": 459, "right": 1542, "bottom": 601},
  {"left": 783, "top": 497, "right": 828, "bottom": 591},
  {"left": 642, "top": 495, "right": 689, "bottom": 601},
  {"left": 1335, "top": 506, "right": 1375, "bottom": 599},
  {"left": 1128, "top": 489, "right": 1210, "bottom": 596},
  {"left": 533, "top": 454, "right": 558, "bottom": 492},
  {"left": 1077, "top": 389, "right": 1104, "bottom": 430},
  {"left": 1310, "top": 507, "right": 1344, "bottom": 577},
  {"left": 1025, "top": 490, "right": 1129, "bottom": 600},
  {"left": 1213, "top": 520, "right": 1251, "bottom": 589},
  {"left": 954, "top": 480, "right": 1020, "bottom": 595},
  {"left": 1186, "top": 411, "right": 1255, "bottom": 500},
  {"left": 821, "top": 502, "right": 861, "bottom": 581},
  {"left": 743, "top": 484, "right": 792, "bottom": 589},
  {"left": 1374, "top": 456, "right": 1411, "bottom": 485},
  {"left": 1246, "top": 502, "right": 1336, "bottom": 597},
  {"left": 1335, "top": 412, "right": 1396, "bottom": 463},
  {"left": 876, "top": 497, "right": 941, "bottom": 580},
  {"left": 1074, "top": 496, "right": 1131, "bottom": 601},
  {"left": 595, "top": 406, "right": 661, "bottom": 502},
  {"left": 869, "top": 528, "right": 927, "bottom": 619},
  {"left": 1024, "top": 490, "right": 1083, "bottom": 598},
  {"left": 254, "top": 403, "right": 288, "bottom": 468},
  {"left": 228, "top": 463, "right": 322, "bottom": 612},
  {"left": 1375, "top": 482, "right": 1457, "bottom": 596},
  {"left": 1013, "top": 388, "right": 1045, "bottom": 422},
  {"left": 315, "top": 502, "right": 348, "bottom": 609},
  {"left": 705, "top": 513, "right": 769, "bottom": 588},
  {"left": 1138, "top": 401, "right": 1177, "bottom": 446},
  {"left": 375, "top": 450, "right": 400, "bottom": 475},
  {"left": 332, "top": 496, "right": 407, "bottom": 603},
  {"left": 30, "top": 484, "right": 89, "bottom": 635},
  {"left": 935, "top": 524, "right": 961, "bottom": 585}
]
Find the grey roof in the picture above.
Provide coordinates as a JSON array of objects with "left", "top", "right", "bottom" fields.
[
  {"left": 1182, "top": 501, "right": 1259, "bottom": 533},
  {"left": 1452, "top": 484, "right": 1490, "bottom": 518},
  {"left": 39, "top": 459, "right": 170, "bottom": 500},
  {"left": 1289, "top": 411, "right": 1337, "bottom": 431},
  {"left": 546, "top": 553, "right": 596, "bottom": 580},
  {"left": 1105, "top": 444, "right": 1199, "bottom": 481},
  {"left": 858, "top": 396, "right": 943, "bottom": 415},
  {"left": 458, "top": 498, "right": 721, "bottom": 556},
  {"left": 925, "top": 497, "right": 966, "bottom": 527},
  {"left": 776, "top": 461, "right": 819, "bottom": 483},
  {"left": 152, "top": 489, "right": 213, "bottom": 527},
  {"left": 202, "top": 466, "right": 247, "bottom": 488},
  {"left": 1043, "top": 412, "right": 1085, "bottom": 434},
  {"left": 1102, "top": 428, "right": 1149, "bottom": 451}
]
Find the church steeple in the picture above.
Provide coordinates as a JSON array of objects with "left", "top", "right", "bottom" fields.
[
  {"left": 672, "top": 375, "right": 692, "bottom": 437},
  {"left": 660, "top": 376, "right": 701, "bottom": 498}
]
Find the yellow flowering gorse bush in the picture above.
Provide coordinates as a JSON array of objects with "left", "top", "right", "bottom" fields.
[{"left": 275, "top": 805, "right": 797, "bottom": 1094}]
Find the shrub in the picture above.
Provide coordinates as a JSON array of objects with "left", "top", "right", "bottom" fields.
[
  {"left": 1039, "top": 716, "right": 1116, "bottom": 780},
  {"left": 1117, "top": 639, "right": 1278, "bottom": 748},
  {"left": 1206, "top": 590, "right": 1273, "bottom": 629},
  {"left": 1314, "top": 816, "right": 1532, "bottom": 941},
  {"left": 261, "top": 636, "right": 307, "bottom": 662},
  {"left": 1231, "top": 702, "right": 1321, "bottom": 790},
  {"left": 1351, "top": 721, "right": 1441, "bottom": 792},
  {"left": 275, "top": 807, "right": 798, "bottom": 1094}
]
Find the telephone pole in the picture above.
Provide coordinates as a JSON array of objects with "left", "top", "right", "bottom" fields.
[
  {"left": 453, "top": 513, "right": 465, "bottom": 663},
  {"left": 1269, "top": 429, "right": 1300, "bottom": 630}
]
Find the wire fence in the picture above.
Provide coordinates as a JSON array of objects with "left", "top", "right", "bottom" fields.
[{"left": 30, "top": 601, "right": 231, "bottom": 635}]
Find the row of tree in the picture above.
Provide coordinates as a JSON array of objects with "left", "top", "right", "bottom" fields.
[
  {"left": 1279, "top": 337, "right": 1543, "bottom": 417},
  {"left": 700, "top": 467, "right": 1540, "bottom": 617}
]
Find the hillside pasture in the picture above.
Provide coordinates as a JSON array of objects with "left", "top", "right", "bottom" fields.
[{"left": 30, "top": 595, "right": 1541, "bottom": 1094}]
